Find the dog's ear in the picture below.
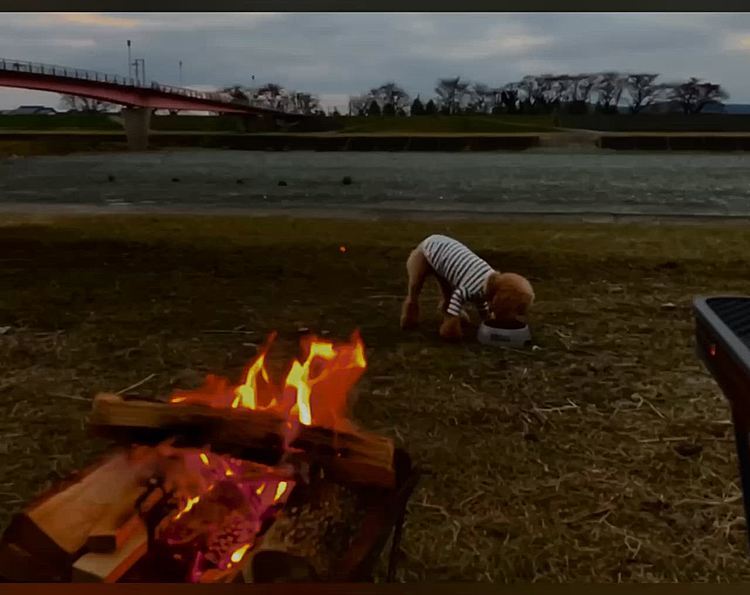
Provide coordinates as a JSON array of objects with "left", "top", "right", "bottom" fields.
[{"left": 485, "top": 271, "right": 503, "bottom": 299}]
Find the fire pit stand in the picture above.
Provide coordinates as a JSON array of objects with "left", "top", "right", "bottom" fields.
[{"left": 0, "top": 333, "right": 419, "bottom": 583}]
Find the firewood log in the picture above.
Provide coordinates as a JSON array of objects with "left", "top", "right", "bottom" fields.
[
  {"left": 86, "top": 486, "right": 164, "bottom": 554},
  {"left": 243, "top": 480, "right": 367, "bottom": 582},
  {"left": 89, "top": 393, "right": 395, "bottom": 489},
  {"left": 72, "top": 523, "right": 148, "bottom": 582},
  {"left": 0, "top": 450, "right": 155, "bottom": 581}
]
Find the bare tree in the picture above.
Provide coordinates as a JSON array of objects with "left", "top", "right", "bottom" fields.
[
  {"left": 348, "top": 95, "right": 369, "bottom": 116},
  {"left": 499, "top": 84, "right": 520, "bottom": 113},
  {"left": 289, "top": 92, "right": 321, "bottom": 115},
  {"left": 624, "top": 73, "right": 661, "bottom": 114},
  {"left": 369, "top": 82, "right": 410, "bottom": 112},
  {"left": 567, "top": 74, "right": 599, "bottom": 104},
  {"left": 594, "top": 72, "right": 627, "bottom": 113},
  {"left": 255, "top": 83, "right": 286, "bottom": 110},
  {"left": 663, "top": 77, "right": 729, "bottom": 114},
  {"left": 467, "top": 82, "right": 496, "bottom": 114},
  {"left": 59, "top": 94, "right": 115, "bottom": 113},
  {"left": 435, "top": 77, "right": 470, "bottom": 114},
  {"left": 221, "top": 85, "right": 251, "bottom": 103}
]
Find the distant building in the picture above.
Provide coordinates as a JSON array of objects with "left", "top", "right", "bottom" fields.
[
  {"left": 6, "top": 105, "right": 57, "bottom": 115},
  {"left": 723, "top": 104, "right": 750, "bottom": 115},
  {"left": 641, "top": 100, "right": 683, "bottom": 114},
  {"left": 700, "top": 102, "right": 727, "bottom": 114},
  {"left": 640, "top": 100, "right": 729, "bottom": 115}
]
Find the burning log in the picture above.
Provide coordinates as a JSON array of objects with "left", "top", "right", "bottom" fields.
[
  {"left": 89, "top": 393, "right": 396, "bottom": 489},
  {"left": 244, "top": 480, "right": 367, "bottom": 582}
]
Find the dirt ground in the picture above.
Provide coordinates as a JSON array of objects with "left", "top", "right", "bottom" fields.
[{"left": 0, "top": 214, "right": 749, "bottom": 582}]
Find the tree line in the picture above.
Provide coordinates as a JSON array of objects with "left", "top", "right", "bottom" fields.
[
  {"left": 220, "top": 83, "right": 325, "bottom": 116},
  {"left": 56, "top": 71, "right": 729, "bottom": 117},
  {"left": 347, "top": 73, "right": 729, "bottom": 117}
]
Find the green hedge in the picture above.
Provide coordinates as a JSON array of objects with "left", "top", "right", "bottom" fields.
[
  {"left": 558, "top": 113, "right": 750, "bottom": 132},
  {"left": 0, "top": 114, "right": 121, "bottom": 130}
]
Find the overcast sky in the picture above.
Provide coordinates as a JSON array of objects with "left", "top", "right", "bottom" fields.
[{"left": 2, "top": 12, "right": 750, "bottom": 110}]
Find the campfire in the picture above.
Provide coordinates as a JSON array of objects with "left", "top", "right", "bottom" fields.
[{"left": 0, "top": 332, "right": 418, "bottom": 583}]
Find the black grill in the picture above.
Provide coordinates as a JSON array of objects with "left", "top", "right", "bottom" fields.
[
  {"left": 705, "top": 297, "right": 750, "bottom": 348},
  {"left": 694, "top": 296, "right": 750, "bottom": 550}
]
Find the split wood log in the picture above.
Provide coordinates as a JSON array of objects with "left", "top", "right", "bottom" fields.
[
  {"left": 72, "top": 523, "right": 148, "bottom": 582},
  {"left": 89, "top": 393, "right": 395, "bottom": 489},
  {"left": 86, "top": 486, "right": 164, "bottom": 554},
  {"left": 0, "top": 450, "right": 156, "bottom": 581}
]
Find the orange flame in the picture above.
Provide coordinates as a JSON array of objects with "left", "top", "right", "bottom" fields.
[{"left": 169, "top": 330, "right": 366, "bottom": 432}]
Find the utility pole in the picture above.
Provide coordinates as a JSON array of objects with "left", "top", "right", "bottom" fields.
[
  {"left": 127, "top": 40, "right": 132, "bottom": 79},
  {"left": 179, "top": 60, "right": 183, "bottom": 86},
  {"left": 132, "top": 58, "right": 146, "bottom": 85}
]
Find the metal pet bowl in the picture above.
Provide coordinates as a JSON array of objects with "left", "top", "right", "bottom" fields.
[{"left": 477, "top": 321, "right": 532, "bottom": 347}]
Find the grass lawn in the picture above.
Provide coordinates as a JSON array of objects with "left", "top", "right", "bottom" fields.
[{"left": 0, "top": 214, "right": 749, "bottom": 582}]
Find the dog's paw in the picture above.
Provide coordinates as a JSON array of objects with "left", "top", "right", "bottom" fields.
[
  {"left": 437, "top": 302, "right": 470, "bottom": 323},
  {"left": 400, "top": 300, "right": 420, "bottom": 330},
  {"left": 439, "top": 316, "right": 463, "bottom": 341}
]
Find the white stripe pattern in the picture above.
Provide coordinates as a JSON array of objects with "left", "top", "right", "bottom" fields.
[{"left": 420, "top": 234, "right": 493, "bottom": 318}]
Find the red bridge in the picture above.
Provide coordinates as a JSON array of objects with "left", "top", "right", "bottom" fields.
[{"left": 0, "top": 58, "right": 303, "bottom": 149}]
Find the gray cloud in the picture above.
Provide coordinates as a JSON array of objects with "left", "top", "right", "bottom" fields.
[{"left": 2, "top": 12, "right": 750, "bottom": 109}]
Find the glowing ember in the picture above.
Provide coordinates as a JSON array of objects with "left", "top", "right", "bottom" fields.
[
  {"left": 154, "top": 446, "right": 295, "bottom": 582},
  {"left": 230, "top": 544, "right": 250, "bottom": 564},
  {"left": 274, "top": 481, "right": 288, "bottom": 502},
  {"left": 174, "top": 495, "right": 200, "bottom": 521}
]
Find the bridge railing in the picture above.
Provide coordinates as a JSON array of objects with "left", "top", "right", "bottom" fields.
[
  {"left": 148, "top": 81, "right": 234, "bottom": 105},
  {"left": 0, "top": 57, "right": 293, "bottom": 114},
  {"left": 0, "top": 57, "right": 146, "bottom": 88}
]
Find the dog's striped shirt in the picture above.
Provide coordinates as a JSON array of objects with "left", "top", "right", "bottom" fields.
[{"left": 420, "top": 234, "right": 493, "bottom": 318}]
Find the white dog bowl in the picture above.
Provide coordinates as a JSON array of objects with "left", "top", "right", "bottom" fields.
[{"left": 477, "top": 321, "right": 532, "bottom": 347}]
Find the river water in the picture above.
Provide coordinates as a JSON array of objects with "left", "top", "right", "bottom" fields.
[{"left": 1, "top": 150, "right": 749, "bottom": 217}]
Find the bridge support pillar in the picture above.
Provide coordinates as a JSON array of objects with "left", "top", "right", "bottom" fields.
[{"left": 121, "top": 107, "right": 152, "bottom": 151}]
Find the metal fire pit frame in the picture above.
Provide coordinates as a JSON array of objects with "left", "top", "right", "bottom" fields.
[
  {"left": 331, "top": 448, "right": 419, "bottom": 582},
  {"left": 694, "top": 295, "right": 750, "bottom": 549}
]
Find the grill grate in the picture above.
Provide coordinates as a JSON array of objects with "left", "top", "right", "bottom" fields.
[{"left": 706, "top": 297, "right": 750, "bottom": 349}]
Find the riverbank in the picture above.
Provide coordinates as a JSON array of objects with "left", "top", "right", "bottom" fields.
[
  {"left": 6, "top": 130, "right": 750, "bottom": 156},
  {"left": 2, "top": 150, "right": 749, "bottom": 217},
  {"left": 1, "top": 214, "right": 749, "bottom": 581},
  {"left": 5, "top": 202, "right": 750, "bottom": 226}
]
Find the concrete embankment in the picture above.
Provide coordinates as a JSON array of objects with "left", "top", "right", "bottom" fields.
[
  {"left": 4, "top": 130, "right": 750, "bottom": 156},
  {"left": 0, "top": 131, "right": 540, "bottom": 156},
  {"left": 597, "top": 133, "right": 750, "bottom": 151}
]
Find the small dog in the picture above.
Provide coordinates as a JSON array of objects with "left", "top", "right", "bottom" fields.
[{"left": 400, "top": 234, "right": 535, "bottom": 341}]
